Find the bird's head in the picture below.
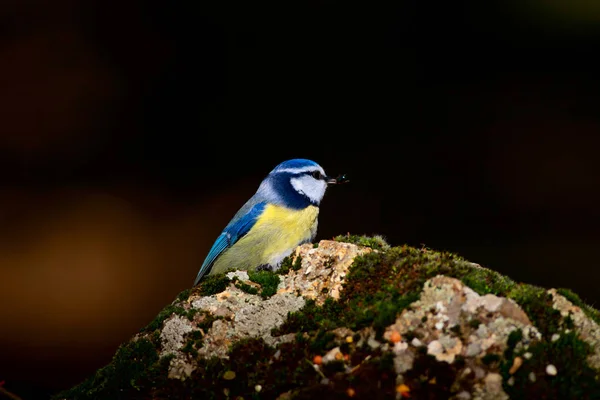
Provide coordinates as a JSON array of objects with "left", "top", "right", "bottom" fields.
[{"left": 258, "top": 159, "right": 342, "bottom": 207}]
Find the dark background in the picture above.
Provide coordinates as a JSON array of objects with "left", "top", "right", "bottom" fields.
[{"left": 1, "top": 1, "right": 600, "bottom": 398}]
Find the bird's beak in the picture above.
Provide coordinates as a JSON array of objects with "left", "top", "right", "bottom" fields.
[{"left": 326, "top": 176, "right": 338, "bottom": 185}]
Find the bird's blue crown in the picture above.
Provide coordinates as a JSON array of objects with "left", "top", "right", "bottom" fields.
[{"left": 271, "top": 158, "right": 320, "bottom": 173}]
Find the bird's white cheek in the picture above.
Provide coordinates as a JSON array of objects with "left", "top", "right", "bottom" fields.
[{"left": 291, "top": 177, "right": 326, "bottom": 204}]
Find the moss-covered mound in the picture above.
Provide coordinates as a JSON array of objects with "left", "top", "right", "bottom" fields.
[{"left": 54, "top": 236, "right": 600, "bottom": 400}]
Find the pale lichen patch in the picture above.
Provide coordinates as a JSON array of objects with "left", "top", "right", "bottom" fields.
[{"left": 278, "top": 240, "right": 371, "bottom": 304}]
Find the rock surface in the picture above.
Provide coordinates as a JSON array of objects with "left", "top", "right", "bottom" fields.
[{"left": 54, "top": 237, "right": 600, "bottom": 400}]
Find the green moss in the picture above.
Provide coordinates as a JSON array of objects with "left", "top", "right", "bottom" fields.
[
  {"left": 142, "top": 303, "right": 186, "bottom": 333},
  {"left": 292, "top": 255, "right": 303, "bottom": 271},
  {"left": 506, "top": 329, "right": 523, "bottom": 358},
  {"left": 248, "top": 270, "right": 281, "bottom": 298},
  {"left": 195, "top": 274, "right": 231, "bottom": 296},
  {"left": 176, "top": 288, "right": 191, "bottom": 302},
  {"left": 511, "top": 287, "right": 563, "bottom": 339},
  {"left": 309, "top": 330, "right": 337, "bottom": 353},
  {"left": 481, "top": 353, "right": 501, "bottom": 365},
  {"left": 140, "top": 301, "right": 203, "bottom": 333},
  {"left": 232, "top": 278, "right": 259, "bottom": 295},
  {"left": 454, "top": 355, "right": 466, "bottom": 369},
  {"left": 402, "top": 353, "right": 461, "bottom": 398},
  {"left": 371, "top": 292, "right": 420, "bottom": 337},
  {"left": 184, "top": 308, "right": 199, "bottom": 321},
  {"left": 333, "top": 234, "right": 391, "bottom": 251},
  {"left": 271, "top": 300, "right": 314, "bottom": 334},
  {"left": 181, "top": 336, "right": 199, "bottom": 358},
  {"left": 468, "top": 318, "right": 481, "bottom": 329},
  {"left": 277, "top": 255, "right": 303, "bottom": 275},
  {"left": 449, "top": 324, "right": 462, "bottom": 335},
  {"left": 501, "top": 331, "right": 600, "bottom": 399},
  {"left": 564, "top": 314, "right": 575, "bottom": 330},
  {"left": 557, "top": 288, "right": 600, "bottom": 325}
]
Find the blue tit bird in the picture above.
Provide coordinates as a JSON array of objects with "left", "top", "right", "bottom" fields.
[{"left": 193, "top": 158, "right": 340, "bottom": 286}]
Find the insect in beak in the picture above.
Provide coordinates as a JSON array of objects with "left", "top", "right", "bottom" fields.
[{"left": 326, "top": 174, "right": 349, "bottom": 185}]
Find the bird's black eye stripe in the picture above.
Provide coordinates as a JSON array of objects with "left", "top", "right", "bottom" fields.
[{"left": 311, "top": 170, "right": 322, "bottom": 180}]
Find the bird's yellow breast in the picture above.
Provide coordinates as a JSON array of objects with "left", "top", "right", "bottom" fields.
[
  {"left": 211, "top": 204, "right": 319, "bottom": 274},
  {"left": 250, "top": 204, "right": 319, "bottom": 261}
]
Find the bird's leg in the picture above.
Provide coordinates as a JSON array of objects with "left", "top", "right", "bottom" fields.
[{"left": 255, "top": 264, "right": 274, "bottom": 272}]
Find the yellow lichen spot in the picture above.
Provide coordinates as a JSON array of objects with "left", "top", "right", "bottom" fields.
[
  {"left": 335, "top": 351, "right": 344, "bottom": 361},
  {"left": 396, "top": 384, "right": 410, "bottom": 397},
  {"left": 223, "top": 370, "right": 236, "bottom": 380},
  {"left": 346, "top": 388, "right": 356, "bottom": 397},
  {"left": 346, "top": 335, "right": 353, "bottom": 343}
]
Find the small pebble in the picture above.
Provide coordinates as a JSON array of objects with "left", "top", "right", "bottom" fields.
[
  {"left": 551, "top": 333, "right": 560, "bottom": 342},
  {"left": 546, "top": 364, "right": 557, "bottom": 376},
  {"left": 255, "top": 385, "right": 262, "bottom": 392},
  {"left": 411, "top": 338, "right": 422, "bottom": 347},
  {"left": 367, "top": 337, "right": 381, "bottom": 349},
  {"left": 427, "top": 340, "right": 443, "bottom": 355},
  {"left": 435, "top": 322, "right": 444, "bottom": 330},
  {"left": 455, "top": 391, "right": 471, "bottom": 400},
  {"left": 509, "top": 357, "right": 523, "bottom": 374},
  {"left": 523, "top": 352, "right": 532, "bottom": 359},
  {"left": 323, "top": 347, "right": 342, "bottom": 363},
  {"left": 529, "top": 372, "right": 536, "bottom": 382},
  {"left": 507, "top": 376, "right": 515, "bottom": 386}
]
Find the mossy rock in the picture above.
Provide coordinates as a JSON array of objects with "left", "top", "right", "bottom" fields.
[{"left": 54, "top": 236, "right": 600, "bottom": 400}]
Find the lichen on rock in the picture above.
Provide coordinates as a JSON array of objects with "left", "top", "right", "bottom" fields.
[
  {"left": 383, "top": 275, "right": 541, "bottom": 399},
  {"left": 54, "top": 237, "right": 600, "bottom": 400}
]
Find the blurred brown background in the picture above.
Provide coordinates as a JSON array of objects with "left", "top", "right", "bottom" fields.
[{"left": 1, "top": 1, "right": 600, "bottom": 398}]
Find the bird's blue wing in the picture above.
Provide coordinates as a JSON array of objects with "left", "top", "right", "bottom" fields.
[{"left": 193, "top": 201, "right": 266, "bottom": 286}]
